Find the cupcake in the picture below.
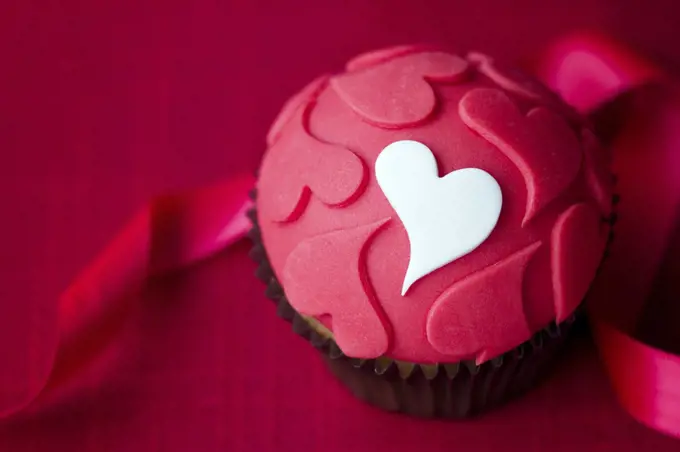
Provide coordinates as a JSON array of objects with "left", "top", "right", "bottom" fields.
[{"left": 250, "top": 46, "right": 613, "bottom": 417}]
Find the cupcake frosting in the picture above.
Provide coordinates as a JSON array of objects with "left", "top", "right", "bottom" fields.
[{"left": 256, "top": 47, "right": 612, "bottom": 364}]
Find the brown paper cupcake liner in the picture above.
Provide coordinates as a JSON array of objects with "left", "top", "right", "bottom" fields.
[{"left": 247, "top": 188, "right": 617, "bottom": 418}]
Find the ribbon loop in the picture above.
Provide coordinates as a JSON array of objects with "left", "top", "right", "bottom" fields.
[{"left": 539, "top": 32, "right": 680, "bottom": 440}]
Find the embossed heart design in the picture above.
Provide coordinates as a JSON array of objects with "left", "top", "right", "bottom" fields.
[
  {"left": 331, "top": 51, "right": 469, "bottom": 128},
  {"left": 460, "top": 88, "right": 582, "bottom": 225},
  {"left": 375, "top": 140, "right": 503, "bottom": 295}
]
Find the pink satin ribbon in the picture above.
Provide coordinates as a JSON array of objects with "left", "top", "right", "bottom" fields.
[
  {"left": 0, "top": 174, "right": 254, "bottom": 417},
  {"left": 59, "top": 174, "right": 255, "bottom": 347},
  {"left": 537, "top": 32, "right": 680, "bottom": 439},
  {"left": 3, "top": 32, "right": 680, "bottom": 440}
]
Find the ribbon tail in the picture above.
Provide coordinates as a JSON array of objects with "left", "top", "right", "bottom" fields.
[
  {"left": 49, "top": 173, "right": 256, "bottom": 403},
  {"left": 594, "top": 322, "right": 680, "bottom": 438},
  {"left": 58, "top": 173, "right": 255, "bottom": 345},
  {"left": 539, "top": 32, "right": 680, "bottom": 439},
  {"left": 0, "top": 173, "right": 255, "bottom": 417}
]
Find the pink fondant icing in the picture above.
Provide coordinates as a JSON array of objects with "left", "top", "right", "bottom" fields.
[
  {"left": 460, "top": 88, "right": 582, "bottom": 225},
  {"left": 266, "top": 75, "right": 329, "bottom": 147},
  {"left": 257, "top": 46, "right": 611, "bottom": 363},
  {"left": 345, "top": 45, "right": 430, "bottom": 72},
  {"left": 258, "top": 102, "right": 367, "bottom": 223},
  {"left": 426, "top": 242, "right": 540, "bottom": 363},
  {"left": 551, "top": 203, "right": 607, "bottom": 321},
  {"left": 469, "top": 52, "right": 553, "bottom": 102},
  {"left": 282, "top": 218, "right": 392, "bottom": 358},
  {"left": 468, "top": 52, "right": 582, "bottom": 122},
  {"left": 331, "top": 51, "right": 469, "bottom": 128}
]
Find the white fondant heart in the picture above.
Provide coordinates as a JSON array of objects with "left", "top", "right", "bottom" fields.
[{"left": 375, "top": 140, "right": 503, "bottom": 295}]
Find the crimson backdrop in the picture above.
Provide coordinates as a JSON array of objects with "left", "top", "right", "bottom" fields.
[{"left": 1, "top": 1, "right": 679, "bottom": 450}]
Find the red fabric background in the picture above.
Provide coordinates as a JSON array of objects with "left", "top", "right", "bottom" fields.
[{"left": 1, "top": 1, "right": 679, "bottom": 450}]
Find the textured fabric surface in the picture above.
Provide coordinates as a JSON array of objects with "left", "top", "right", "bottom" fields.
[{"left": 1, "top": 1, "right": 679, "bottom": 450}]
